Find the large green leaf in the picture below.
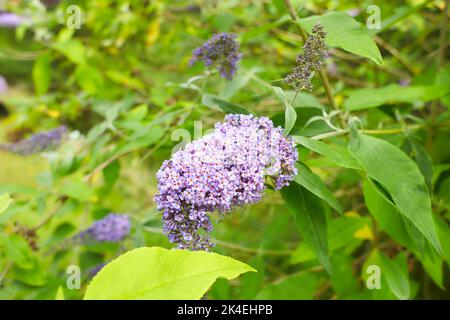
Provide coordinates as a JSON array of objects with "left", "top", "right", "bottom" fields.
[
  {"left": 363, "top": 180, "right": 444, "bottom": 287},
  {"left": 298, "top": 11, "right": 383, "bottom": 65},
  {"left": 293, "top": 136, "right": 362, "bottom": 170},
  {"left": 281, "top": 182, "right": 331, "bottom": 273},
  {"left": 362, "top": 179, "right": 415, "bottom": 249},
  {"left": 84, "top": 247, "right": 255, "bottom": 300},
  {"left": 344, "top": 84, "right": 450, "bottom": 111},
  {"left": 294, "top": 162, "right": 343, "bottom": 215},
  {"left": 348, "top": 132, "right": 442, "bottom": 254}
]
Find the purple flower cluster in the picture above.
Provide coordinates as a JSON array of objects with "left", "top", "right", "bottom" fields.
[
  {"left": 0, "top": 12, "right": 27, "bottom": 28},
  {"left": 79, "top": 213, "right": 131, "bottom": 243},
  {"left": 155, "top": 114, "right": 298, "bottom": 250},
  {"left": 189, "top": 33, "right": 242, "bottom": 80},
  {"left": 1, "top": 126, "right": 67, "bottom": 156},
  {"left": 284, "top": 22, "right": 327, "bottom": 91},
  {"left": 0, "top": 75, "right": 7, "bottom": 94}
]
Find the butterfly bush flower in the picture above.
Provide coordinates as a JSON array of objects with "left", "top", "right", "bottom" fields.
[
  {"left": 0, "top": 75, "right": 7, "bottom": 94},
  {"left": 189, "top": 33, "right": 242, "bottom": 80},
  {"left": 284, "top": 22, "right": 327, "bottom": 91},
  {"left": 0, "top": 12, "right": 27, "bottom": 28},
  {"left": 1, "top": 126, "right": 67, "bottom": 156},
  {"left": 155, "top": 114, "right": 298, "bottom": 251},
  {"left": 78, "top": 213, "right": 131, "bottom": 243}
]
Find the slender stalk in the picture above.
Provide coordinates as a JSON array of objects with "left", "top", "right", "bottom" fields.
[
  {"left": 427, "top": 0, "right": 448, "bottom": 149},
  {"left": 308, "top": 122, "right": 449, "bottom": 141},
  {"left": 437, "top": 0, "right": 449, "bottom": 67}
]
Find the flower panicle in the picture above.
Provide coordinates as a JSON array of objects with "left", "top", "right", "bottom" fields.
[
  {"left": 284, "top": 22, "right": 327, "bottom": 91},
  {"left": 154, "top": 114, "right": 298, "bottom": 251},
  {"left": 77, "top": 213, "right": 131, "bottom": 243},
  {"left": 1, "top": 126, "right": 67, "bottom": 156},
  {"left": 189, "top": 32, "right": 242, "bottom": 80}
]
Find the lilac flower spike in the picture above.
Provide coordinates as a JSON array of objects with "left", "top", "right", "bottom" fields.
[
  {"left": 79, "top": 213, "right": 131, "bottom": 243},
  {"left": 155, "top": 114, "right": 298, "bottom": 251},
  {"left": 1, "top": 126, "right": 67, "bottom": 156},
  {"left": 0, "top": 75, "right": 8, "bottom": 94},
  {"left": 189, "top": 33, "right": 242, "bottom": 80},
  {"left": 0, "top": 12, "right": 27, "bottom": 28}
]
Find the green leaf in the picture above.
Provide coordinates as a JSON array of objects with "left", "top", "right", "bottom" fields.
[
  {"left": 344, "top": 84, "right": 450, "bottom": 111},
  {"left": 362, "top": 179, "right": 415, "bottom": 250},
  {"left": 0, "top": 193, "right": 12, "bottom": 214},
  {"left": 330, "top": 252, "right": 360, "bottom": 297},
  {"left": 255, "top": 271, "right": 318, "bottom": 299},
  {"left": 241, "top": 255, "right": 265, "bottom": 299},
  {"left": 211, "top": 98, "right": 253, "bottom": 115},
  {"left": 12, "top": 262, "right": 47, "bottom": 286},
  {"left": 5, "top": 234, "right": 34, "bottom": 270},
  {"left": 75, "top": 65, "right": 104, "bottom": 95},
  {"left": 291, "top": 214, "right": 369, "bottom": 264},
  {"left": 272, "top": 86, "right": 297, "bottom": 134},
  {"left": 32, "top": 54, "right": 51, "bottom": 95},
  {"left": 401, "top": 136, "right": 433, "bottom": 194},
  {"left": 281, "top": 182, "right": 331, "bottom": 273},
  {"left": 294, "top": 162, "right": 343, "bottom": 215},
  {"left": 284, "top": 105, "right": 297, "bottom": 135},
  {"left": 298, "top": 11, "right": 383, "bottom": 65},
  {"left": 106, "top": 70, "right": 145, "bottom": 90},
  {"left": 52, "top": 40, "right": 86, "bottom": 65},
  {"left": 60, "top": 181, "right": 97, "bottom": 203},
  {"left": 435, "top": 216, "right": 450, "bottom": 267},
  {"left": 219, "top": 68, "right": 256, "bottom": 100},
  {"left": 348, "top": 132, "right": 442, "bottom": 254},
  {"left": 293, "top": 136, "right": 362, "bottom": 170},
  {"left": 379, "top": 253, "right": 410, "bottom": 300},
  {"left": 84, "top": 247, "right": 255, "bottom": 300},
  {"left": 55, "top": 286, "right": 65, "bottom": 300}
]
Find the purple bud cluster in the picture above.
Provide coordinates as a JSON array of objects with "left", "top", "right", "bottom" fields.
[
  {"left": 155, "top": 114, "right": 298, "bottom": 251},
  {"left": 1, "top": 126, "right": 67, "bottom": 156},
  {"left": 79, "top": 213, "right": 131, "bottom": 243},
  {"left": 0, "top": 12, "right": 27, "bottom": 28},
  {"left": 189, "top": 33, "right": 242, "bottom": 80},
  {"left": 284, "top": 23, "right": 327, "bottom": 91}
]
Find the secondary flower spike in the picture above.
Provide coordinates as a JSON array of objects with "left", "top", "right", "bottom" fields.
[
  {"left": 0, "top": 126, "right": 67, "bottom": 156},
  {"left": 189, "top": 33, "right": 242, "bottom": 80},
  {"left": 78, "top": 213, "right": 131, "bottom": 243},
  {"left": 0, "top": 12, "right": 27, "bottom": 28},
  {"left": 155, "top": 114, "right": 298, "bottom": 251},
  {"left": 284, "top": 22, "right": 327, "bottom": 91}
]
